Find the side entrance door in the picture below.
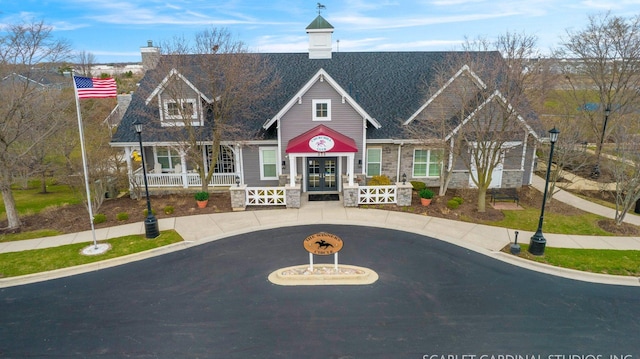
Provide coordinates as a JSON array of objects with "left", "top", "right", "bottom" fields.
[{"left": 307, "top": 157, "right": 337, "bottom": 191}]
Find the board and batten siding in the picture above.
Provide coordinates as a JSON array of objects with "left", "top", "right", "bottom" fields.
[{"left": 279, "top": 80, "right": 365, "bottom": 164}]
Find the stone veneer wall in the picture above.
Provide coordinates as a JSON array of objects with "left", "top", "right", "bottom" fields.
[
  {"left": 448, "top": 172, "right": 471, "bottom": 189},
  {"left": 395, "top": 182, "right": 413, "bottom": 206},
  {"left": 286, "top": 184, "right": 301, "bottom": 208},
  {"left": 501, "top": 170, "right": 523, "bottom": 188},
  {"left": 229, "top": 185, "right": 246, "bottom": 211},
  {"left": 343, "top": 185, "right": 359, "bottom": 207}
]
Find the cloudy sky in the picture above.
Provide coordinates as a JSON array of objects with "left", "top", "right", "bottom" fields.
[{"left": 2, "top": 0, "right": 640, "bottom": 63}]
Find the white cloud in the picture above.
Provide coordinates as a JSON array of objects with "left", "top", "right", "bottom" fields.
[{"left": 332, "top": 11, "right": 520, "bottom": 31}]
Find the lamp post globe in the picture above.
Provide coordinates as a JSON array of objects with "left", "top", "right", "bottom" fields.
[
  {"left": 133, "top": 120, "right": 159, "bottom": 239},
  {"left": 529, "top": 127, "right": 559, "bottom": 256}
]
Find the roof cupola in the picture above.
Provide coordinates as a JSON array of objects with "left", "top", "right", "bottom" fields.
[{"left": 306, "top": 12, "right": 334, "bottom": 59}]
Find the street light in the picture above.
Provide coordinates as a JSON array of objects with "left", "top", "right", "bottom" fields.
[
  {"left": 529, "top": 127, "right": 560, "bottom": 256},
  {"left": 591, "top": 105, "right": 611, "bottom": 178},
  {"left": 134, "top": 120, "right": 159, "bottom": 239}
]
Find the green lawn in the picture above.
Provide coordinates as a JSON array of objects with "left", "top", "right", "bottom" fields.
[
  {"left": 0, "top": 182, "right": 81, "bottom": 242},
  {"left": 481, "top": 207, "right": 613, "bottom": 236},
  {"left": 515, "top": 244, "right": 640, "bottom": 276},
  {"left": 0, "top": 182, "right": 81, "bottom": 217},
  {"left": 0, "top": 230, "right": 183, "bottom": 278}
]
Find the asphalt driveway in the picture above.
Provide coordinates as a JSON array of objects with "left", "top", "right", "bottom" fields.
[{"left": 1, "top": 224, "right": 638, "bottom": 358}]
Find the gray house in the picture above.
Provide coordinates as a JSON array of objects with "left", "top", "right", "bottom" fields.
[{"left": 110, "top": 15, "right": 543, "bottom": 204}]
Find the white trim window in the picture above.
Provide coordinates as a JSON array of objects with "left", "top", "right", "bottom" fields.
[
  {"left": 156, "top": 147, "right": 181, "bottom": 173},
  {"left": 163, "top": 98, "right": 199, "bottom": 125},
  {"left": 366, "top": 148, "right": 382, "bottom": 177},
  {"left": 413, "top": 149, "right": 442, "bottom": 177},
  {"left": 312, "top": 99, "right": 331, "bottom": 121},
  {"left": 259, "top": 147, "right": 278, "bottom": 180}
]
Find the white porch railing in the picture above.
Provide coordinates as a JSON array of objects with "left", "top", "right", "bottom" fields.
[
  {"left": 358, "top": 185, "right": 397, "bottom": 204},
  {"left": 133, "top": 172, "right": 238, "bottom": 188},
  {"left": 246, "top": 187, "right": 286, "bottom": 206}
]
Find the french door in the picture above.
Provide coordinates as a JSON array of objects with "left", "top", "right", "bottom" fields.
[{"left": 307, "top": 157, "right": 337, "bottom": 191}]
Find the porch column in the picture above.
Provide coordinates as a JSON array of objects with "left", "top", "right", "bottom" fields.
[
  {"left": 124, "top": 146, "right": 133, "bottom": 191},
  {"left": 289, "top": 154, "right": 297, "bottom": 187},
  {"left": 347, "top": 153, "right": 355, "bottom": 186},
  {"left": 180, "top": 151, "right": 188, "bottom": 188},
  {"left": 235, "top": 144, "right": 244, "bottom": 184}
]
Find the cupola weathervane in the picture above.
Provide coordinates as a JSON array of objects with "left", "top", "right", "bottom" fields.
[{"left": 317, "top": 3, "right": 326, "bottom": 15}]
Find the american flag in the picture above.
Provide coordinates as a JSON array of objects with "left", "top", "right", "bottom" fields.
[{"left": 73, "top": 76, "right": 117, "bottom": 99}]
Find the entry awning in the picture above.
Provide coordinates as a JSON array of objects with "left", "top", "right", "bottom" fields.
[{"left": 285, "top": 125, "right": 358, "bottom": 153}]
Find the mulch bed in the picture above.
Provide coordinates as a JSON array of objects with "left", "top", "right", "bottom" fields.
[{"left": 2, "top": 186, "right": 639, "bottom": 237}]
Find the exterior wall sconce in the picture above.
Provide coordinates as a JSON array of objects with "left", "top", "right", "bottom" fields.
[{"left": 282, "top": 160, "right": 286, "bottom": 169}]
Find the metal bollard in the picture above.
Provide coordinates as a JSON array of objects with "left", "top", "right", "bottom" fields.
[{"left": 510, "top": 230, "right": 521, "bottom": 255}]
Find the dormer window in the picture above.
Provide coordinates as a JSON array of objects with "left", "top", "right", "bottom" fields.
[
  {"left": 313, "top": 99, "right": 331, "bottom": 121},
  {"left": 164, "top": 99, "right": 197, "bottom": 120},
  {"left": 161, "top": 98, "right": 201, "bottom": 127}
]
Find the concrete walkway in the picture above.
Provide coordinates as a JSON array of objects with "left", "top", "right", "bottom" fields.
[
  {"left": 1, "top": 179, "right": 640, "bottom": 287},
  {"left": 532, "top": 175, "right": 640, "bottom": 227}
]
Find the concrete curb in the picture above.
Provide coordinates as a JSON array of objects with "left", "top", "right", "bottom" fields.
[
  {"left": 2, "top": 215, "right": 639, "bottom": 288},
  {"left": 267, "top": 264, "right": 379, "bottom": 286}
]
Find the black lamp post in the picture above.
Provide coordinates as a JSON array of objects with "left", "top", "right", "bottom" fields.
[
  {"left": 591, "top": 105, "right": 611, "bottom": 178},
  {"left": 529, "top": 127, "right": 560, "bottom": 256},
  {"left": 134, "top": 120, "right": 159, "bottom": 239}
]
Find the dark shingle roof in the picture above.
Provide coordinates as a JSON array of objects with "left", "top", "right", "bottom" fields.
[{"left": 112, "top": 51, "right": 541, "bottom": 143}]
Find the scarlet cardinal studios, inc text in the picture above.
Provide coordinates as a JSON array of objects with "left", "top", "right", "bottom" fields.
[{"left": 423, "top": 355, "right": 633, "bottom": 359}]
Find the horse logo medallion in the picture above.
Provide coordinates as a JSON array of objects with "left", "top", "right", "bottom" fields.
[{"left": 303, "top": 232, "right": 343, "bottom": 255}]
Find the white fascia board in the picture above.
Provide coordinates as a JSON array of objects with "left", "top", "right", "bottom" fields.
[
  {"left": 365, "top": 139, "right": 444, "bottom": 145},
  {"left": 237, "top": 140, "right": 279, "bottom": 145},
  {"left": 145, "top": 68, "right": 212, "bottom": 105},
  {"left": 262, "top": 68, "right": 381, "bottom": 130},
  {"left": 403, "top": 64, "right": 487, "bottom": 126},
  {"left": 444, "top": 90, "right": 540, "bottom": 142}
]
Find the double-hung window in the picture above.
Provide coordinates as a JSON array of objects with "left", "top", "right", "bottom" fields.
[
  {"left": 163, "top": 98, "right": 197, "bottom": 122},
  {"left": 156, "top": 147, "right": 181, "bottom": 172},
  {"left": 413, "top": 149, "right": 442, "bottom": 177},
  {"left": 366, "top": 148, "right": 382, "bottom": 177},
  {"left": 259, "top": 147, "right": 278, "bottom": 180},
  {"left": 312, "top": 99, "right": 331, "bottom": 121}
]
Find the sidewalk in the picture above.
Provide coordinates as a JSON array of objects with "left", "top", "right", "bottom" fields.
[
  {"left": 531, "top": 175, "right": 640, "bottom": 227},
  {"left": 1, "top": 184, "right": 640, "bottom": 287}
]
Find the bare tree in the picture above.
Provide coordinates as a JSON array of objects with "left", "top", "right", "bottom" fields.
[
  {"left": 407, "top": 33, "right": 544, "bottom": 212},
  {"left": 76, "top": 51, "right": 96, "bottom": 77},
  {"left": 59, "top": 98, "right": 120, "bottom": 215},
  {"left": 602, "top": 117, "right": 640, "bottom": 225},
  {"left": 557, "top": 12, "right": 640, "bottom": 176},
  {"left": 0, "top": 21, "right": 72, "bottom": 230},
  {"left": 142, "top": 28, "right": 280, "bottom": 192}
]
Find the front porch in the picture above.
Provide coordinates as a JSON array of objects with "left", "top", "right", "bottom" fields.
[{"left": 132, "top": 170, "right": 239, "bottom": 189}]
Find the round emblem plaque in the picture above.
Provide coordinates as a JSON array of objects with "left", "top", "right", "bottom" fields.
[
  {"left": 303, "top": 232, "right": 343, "bottom": 255},
  {"left": 308, "top": 135, "right": 335, "bottom": 152}
]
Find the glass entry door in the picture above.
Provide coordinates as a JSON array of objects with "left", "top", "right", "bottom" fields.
[{"left": 307, "top": 157, "right": 337, "bottom": 191}]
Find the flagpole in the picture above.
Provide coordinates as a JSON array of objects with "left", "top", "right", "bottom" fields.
[{"left": 72, "top": 72, "right": 99, "bottom": 249}]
